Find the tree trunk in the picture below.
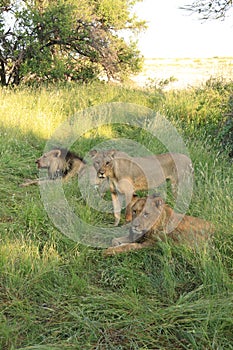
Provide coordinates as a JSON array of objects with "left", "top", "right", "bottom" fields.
[{"left": 0, "top": 60, "right": 7, "bottom": 86}]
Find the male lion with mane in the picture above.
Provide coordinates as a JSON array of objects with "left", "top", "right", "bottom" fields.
[
  {"left": 20, "top": 148, "right": 85, "bottom": 186},
  {"left": 90, "top": 149, "right": 193, "bottom": 226},
  {"left": 36, "top": 148, "right": 85, "bottom": 180},
  {"left": 104, "top": 194, "right": 214, "bottom": 256},
  {"left": 20, "top": 148, "right": 108, "bottom": 194}
]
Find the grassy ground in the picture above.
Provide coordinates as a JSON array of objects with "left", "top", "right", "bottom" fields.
[{"left": 0, "top": 81, "right": 233, "bottom": 349}]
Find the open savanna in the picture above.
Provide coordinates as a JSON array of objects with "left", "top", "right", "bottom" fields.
[
  {"left": 0, "top": 79, "right": 233, "bottom": 349},
  {"left": 131, "top": 57, "right": 233, "bottom": 90}
]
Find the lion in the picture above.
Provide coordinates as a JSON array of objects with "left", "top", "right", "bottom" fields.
[
  {"left": 20, "top": 148, "right": 86, "bottom": 187},
  {"left": 36, "top": 148, "right": 86, "bottom": 180},
  {"left": 90, "top": 149, "right": 193, "bottom": 226},
  {"left": 20, "top": 148, "right": 110, "bottom": 201},
  {"left": 104, "top": 194, "right": 214, "bottom": 256}
]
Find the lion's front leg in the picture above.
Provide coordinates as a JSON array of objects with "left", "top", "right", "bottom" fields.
[
  {"left": 111, "top": 235, "right": 131, "bottom": 246},
  {"left": 19, "top": 179, "right": 41, "bottom": 187},
  {"left": 103, "top": 243, "right": 142, "bottom": 256},
  {"left": 123, "top": 184, "right": 134, "bottom": 222},
  {"left": 125, "top": 207, "right": 132, "bottom": 222},
  {"left": 103, "top": 240, "right": 154, "bottom": 256},
  {"left": 19, "top": 178, "right": 56, "bottom": 187},
  {"left": 111, "top": 191, "right": 122, "bottom": 226},
  {"left": 117, "top": 178, "right": 134, "bottom": 223}
]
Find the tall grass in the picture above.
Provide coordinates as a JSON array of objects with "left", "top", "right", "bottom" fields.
[
  {"left": 0, "top": 81, "right": 233, "bottom": 349},
  {"left": 0, "top": 83, "right": 151, "bottom": 139}
]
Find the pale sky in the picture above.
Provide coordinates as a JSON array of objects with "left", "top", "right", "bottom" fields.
[{"left": 133, "top": 0, "right": 233, "bottom": 58}]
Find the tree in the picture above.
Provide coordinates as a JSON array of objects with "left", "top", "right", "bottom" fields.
[
  {"left": 181, "top": 0, "right": 233, "bottom": 20},
  {"left": 0, "top": 0, "right": 145, "bottom": 85}
]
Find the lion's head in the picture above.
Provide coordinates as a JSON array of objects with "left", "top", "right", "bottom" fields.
[
  {"left": 89, "top": 149, "right": 117, "bottom": 179},
  {"left": 35, "top": 149, "right": 67, "bottom": 179},
  {"left": 129, "top": 194, "right": 165, "bottom": 242}
]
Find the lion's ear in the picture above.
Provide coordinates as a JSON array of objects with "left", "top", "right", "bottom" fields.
[
  {"left": 108, "top": 149, "right": 117, "bottom": 158},
  {"left": 154, "top": 198, "right": 164, "bottom": 208},
  {"left": 89, "top": 150, "right": 97, "bottom": 158},
  {"left": 53, "top": 149, "right": 61, "bottom": 158}
]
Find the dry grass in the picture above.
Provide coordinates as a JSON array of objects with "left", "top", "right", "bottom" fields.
[{"left": 131, "top": 56, "right": 233, "bottom": 89}]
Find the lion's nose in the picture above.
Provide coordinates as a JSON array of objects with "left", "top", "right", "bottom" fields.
[
  {"left": 131, "top": 221, "right": 140, "bottom": 231},
  {"left": 98, "top": 170, "right": 105, "bottom": 177}
]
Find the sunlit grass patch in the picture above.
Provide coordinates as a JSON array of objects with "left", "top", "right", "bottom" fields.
[
  {"left": 1, "top": 87, "right": 68, "bottom": 138},
  {"left": 0, "top": 82, "right": 150, "bottom": 139}
]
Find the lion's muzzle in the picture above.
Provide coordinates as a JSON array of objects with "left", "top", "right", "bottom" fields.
[
  {"left": 97, "top": 171, "right": 106, "bottom": 178},
  {"left": 129, "top": 226, "right": 146, "bottom": 242}
]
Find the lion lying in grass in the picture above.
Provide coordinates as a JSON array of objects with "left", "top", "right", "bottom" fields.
[
  {"left": 90, "top": 149, "right": 193, "bottom": 226},
  {"left": 20, "top": 148, "right": 109, "bottom": 203},
  {"left": 36, "top": 148, "right": 86, "bottom": 180},
  {"left": 104, "top": 194, "right": 214, "bottom": 256},
  {"left": 20, "top": 148, "right": 86, "bottom": 187}
]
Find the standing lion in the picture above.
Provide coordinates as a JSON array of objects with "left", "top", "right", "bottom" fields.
[{"left": 90, "top": 149, "right": 193, "bottom": 226}]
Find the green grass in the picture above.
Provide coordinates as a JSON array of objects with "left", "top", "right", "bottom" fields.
[{"left": 0, "top": 81, "right": 233, "bottom": 349}]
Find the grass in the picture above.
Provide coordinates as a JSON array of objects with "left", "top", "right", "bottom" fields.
[
  {"left": 0, "top": 80, "right": 233, "bottom": 349},
  {"left": 135, "top": 57, "right": 233, "bottom": 90}
]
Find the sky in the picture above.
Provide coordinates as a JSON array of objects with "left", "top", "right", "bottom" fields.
[{"left": 133, "top": 0, "right": 233, "bottom": 58}]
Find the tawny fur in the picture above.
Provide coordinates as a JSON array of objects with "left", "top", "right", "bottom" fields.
[
  {"left": 20, "top": 148, "right": 85, "bottom": 187},
  {"left": 20, "top": 148, "right": 109, "bottom": 200},
  {"left": 104, "top": 194, "right": 214, "bottom": 256},
  {"left": 90, "top": 149, "right": 193, "bottom": 226}
]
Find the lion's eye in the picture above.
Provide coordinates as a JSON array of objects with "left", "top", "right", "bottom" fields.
[{"left": 105, "top": 161, "right": 110, "bottom": 166}]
